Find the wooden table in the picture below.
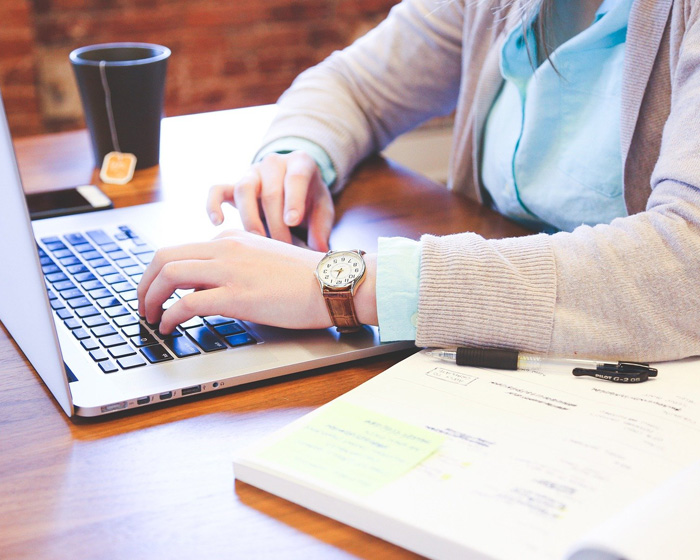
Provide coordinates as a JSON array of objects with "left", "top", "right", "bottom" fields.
[{"left": 0, "top": 107, "right": 529, "bottom": 559}]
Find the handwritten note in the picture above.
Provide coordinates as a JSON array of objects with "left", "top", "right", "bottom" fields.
[{"left": 259, "top": 400, "right": 444, "bottom": 495}]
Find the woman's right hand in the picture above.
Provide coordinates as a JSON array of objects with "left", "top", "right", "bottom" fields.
[{"left": 206, "top": 150, "right": 335, "bottom": 252}]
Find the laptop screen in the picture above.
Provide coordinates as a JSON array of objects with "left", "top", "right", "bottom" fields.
[{"left": 0, "top": 91, "right": 73, "bottom": 416}]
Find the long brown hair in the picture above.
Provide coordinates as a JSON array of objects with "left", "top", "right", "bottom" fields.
[{"left": 534, "top": 0, "right": 556, "bottom": 63}]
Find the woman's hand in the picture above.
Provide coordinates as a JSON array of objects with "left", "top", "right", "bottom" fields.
[
  {"left": 207, "top": 151, "right": 335, "bottom": 252},
  {"left": 137, "top": 229, "right": 331, "bottom": 334}
]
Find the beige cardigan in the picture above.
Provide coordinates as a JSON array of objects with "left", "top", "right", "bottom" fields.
[{"left": 260, "top": 0, "right": 700, "bottom": 361}]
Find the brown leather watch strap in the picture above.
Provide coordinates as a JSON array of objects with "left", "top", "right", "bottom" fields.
[{"left": 323, "top": 289, "right": 362, "bottom": 333}]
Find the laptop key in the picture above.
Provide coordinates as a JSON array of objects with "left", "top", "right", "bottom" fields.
[
  {"left": 53, "top": 280, "right": 76, "bottom": 291},
  {"left": 88, "top": 258, "right": 110, "bottom": 268},
  {"left": 73, "top": 243, "right": 95, "bottom": 254},
  {"left": 203, "top": 315, "right": 236, "bottom": 326},
  {"left": 106, "top": 306, "right": 130, "bottom": 318},
  {"left": 64, "top": 317, "right": 81, "bottom": 330},
  {"left": 88, "top": 288, "right": 112, "bottom": 300},
  {"left": 89, "top": 348, "right": 109, "bottom": 362},
  {"left": 101, "top": 243, "right": 120, "bottom": 253},
  {"left": 56, "top": 308, "right": 73, "bottom": 320},
  {"left": 213, "top": 321, "right": 245, "bottom": 336},
  {"left": 92, "top": 324, "right": 117, "bottom": 338},
  {"left": 72, "top": 328, "right": 90, "bottom": 340},
  {"left": 111, "top": 281, "right": 134, "bottom": 293},
  {"left": 81, "top": 250, "right": 101, "bottom": 261},
  {"left": 100, "top": 334, "right": 126, "bottom": 348},
  {"left": 81, "top": 338, "right": 100, "bottom": 351},
  {"left": 83, "top": 314, "right": 108, "bottom": 328},
  {"left": 66, "top": 264, "right": 89, "bottom": 275},
  {"left": 225, "top": 333, "right": 256, "bottom": 347},
  {"left": 109, "top": 345, "right": 136, "bottom": 359},
  {"left": 75, "top": 305, "right": 100, "bottom": 318},
  {"left": 130, "top": 332, "right": 158, "bottom": 347},
  {"left": 86, "top": 229, "right": 112, "bottom": 245},
  {"left": 59, "top": 256, "right": 81, "bottom": 267},
  {"left": 141, "top": 344, "right": 173, "bottom": 363},
  {"left": 59, "top": 288, "right": 83, "bottom": 300},
  {"left": 96, "top": 265, "right": 118, "bottom": 276},
  {"left": 117, "top": 354, "right": 147, "bottom": 369},
  {"left": 52, "top": 249, "right": 73, "bottom": 259},
  {"left": 44, "top": 240, "right": 67, "bottom": 252},
  {"left": 136, "top": 252, "right": 155, "bottom": 265},
  {"left": 67, "top": 296, "right": 91, "bottom": 309},
  {"left": 82, "top": 279, "right": 105, "bottom": 291},
  {"left": 186, "top": 326, "right": 227, "bottom": 352},
  {"left": 96, "top": 296, "right": 121, "bottom": 309},
  {"left": 122, "top": 324, "right": 150, "bottom": 338},
  {"left": 46, "top": 272, "right": 68, "bottom": 283},
  {"left": 114, "top": 314, "right": 139, "bottom": 327},
  {"left": 75, "top": 272, "right": 97, "bottom": 283},
  {"left": 104, "top": 273, "right": 126, "bottom": 285},
  {"left": 64, "top": 233, "right": 88, "bottom": 245},
  {"left": 99, "top": 360, "right": 119, "bottom": 374},
  {"left": 165, "top": 336, "right": 200, "bottom": 358}
]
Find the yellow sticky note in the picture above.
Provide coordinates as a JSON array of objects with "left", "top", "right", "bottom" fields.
[{"left": 259, "top": 400, "right": 444, "bottom": 496}]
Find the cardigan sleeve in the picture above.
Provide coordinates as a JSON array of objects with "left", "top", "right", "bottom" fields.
[{"left": 256, "top": 0, "right": 465, "bottom": 191}]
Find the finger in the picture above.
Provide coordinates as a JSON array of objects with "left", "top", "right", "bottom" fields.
[
  {"left": 142, "top": 259, "right": 222, "bottom": 325},
  {"left": 232, "top": 168, "right": 267, "bottom": 236},
  {"left": 283, "top": 153, "right": 316, "bottom": 227},
  {"left": 159, "top": 287, "right": 236, "bottom": 334},
  {"left": 306, "top": 186, "right": 335, "bottom": 252},
  {"left": 257, "top": 154, "right": 292, "bottom": 244},
  {"left": 307, "top": 198, "right": 334, "bottom": 252},
  {"left": 206, "top": 183, "right": 235, "bottom": 226}
]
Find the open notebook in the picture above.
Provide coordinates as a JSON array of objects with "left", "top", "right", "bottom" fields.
[{"left": 235, "top": 350, "right": 700, "bottom": 560}]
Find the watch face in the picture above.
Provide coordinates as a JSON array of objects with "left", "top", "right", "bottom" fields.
[{"left": 317, "top": 250, "right": 365, "bottom": 289}]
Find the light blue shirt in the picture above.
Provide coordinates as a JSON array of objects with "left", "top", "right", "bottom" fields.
[{"left": 482, "top": 0, "right": 631, "bottom": 232}]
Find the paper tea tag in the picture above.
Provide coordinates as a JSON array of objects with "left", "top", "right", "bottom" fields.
[{"left": 100, "top": 151, "right": 137, "bottom": 185}]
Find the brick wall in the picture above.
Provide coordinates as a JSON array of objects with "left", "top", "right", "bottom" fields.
[{"left": 0, "top": 0, "right": 396, "bottom": 137}]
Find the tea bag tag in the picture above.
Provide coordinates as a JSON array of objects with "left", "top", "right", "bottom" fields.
[{"left": 100, "top": 151, "right": 137, "bottom": 185}]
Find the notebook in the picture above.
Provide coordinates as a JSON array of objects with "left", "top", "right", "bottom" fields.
[
  {"left": 0, "top": 91, "right": 411, "bottom": 418},
  {"left": 234, "top": 350, "right": 700, "bottom": 560}
]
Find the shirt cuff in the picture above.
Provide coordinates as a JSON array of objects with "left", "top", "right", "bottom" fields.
[
  {"left": 376, "top": 237, "right": 421, "bottom": 342},
  {"left": 254, "top": 137, "right": 338, "bottom": 191}
]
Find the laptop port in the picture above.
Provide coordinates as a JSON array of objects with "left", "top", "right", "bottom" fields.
[
  {"left": 137, "top": 396, "right": 150, "bottom": 405},
  {"left": 100, "top": 401, "right": 127, "bottom": 413},
  {"left": 181, "top": 385, "right": 202, "bottom": 396},
  {"left": 159, "top": 391, "right": 173, "bottom": 400}
]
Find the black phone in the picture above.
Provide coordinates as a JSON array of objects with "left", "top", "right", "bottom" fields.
[{"left": 25, "top": 185, "right": 113, "bottom": 220}]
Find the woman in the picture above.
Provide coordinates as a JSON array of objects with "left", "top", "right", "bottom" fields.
[{"left": 138, "top": 0, "right": 700, "bottom": 361}]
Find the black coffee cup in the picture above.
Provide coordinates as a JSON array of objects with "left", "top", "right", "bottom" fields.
[{"left": 70, "top": 43, "right": 170, "bottom": 170}]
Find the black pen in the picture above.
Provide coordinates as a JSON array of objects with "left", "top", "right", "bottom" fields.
[{"left": 425, "top": 347, "right": 658, "bottom": 383}]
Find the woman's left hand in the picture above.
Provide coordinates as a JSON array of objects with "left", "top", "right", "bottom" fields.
[{"left": 137, "top": 229, "right": 330, "bottom": 334}]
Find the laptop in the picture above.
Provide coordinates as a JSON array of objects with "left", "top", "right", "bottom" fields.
[{"left": 0, "top": 93, "right": 412, "bottom": 418}]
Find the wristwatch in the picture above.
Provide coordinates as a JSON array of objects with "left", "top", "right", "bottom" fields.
[{"left": 315, "top": 249, "right": 367, "bottom": 333}]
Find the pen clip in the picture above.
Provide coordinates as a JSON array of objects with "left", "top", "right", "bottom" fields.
[{"left": 572, "top": 362, "right": 657, "bottom": 383}]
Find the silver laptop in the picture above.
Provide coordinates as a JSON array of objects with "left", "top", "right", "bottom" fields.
[{"left": 0, "top": 93, "right": 411, "bottom": 418}]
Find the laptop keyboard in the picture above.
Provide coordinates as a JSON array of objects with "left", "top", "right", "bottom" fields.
[{"left": 39, "top": 225, "right": 257, "bottom": 373}]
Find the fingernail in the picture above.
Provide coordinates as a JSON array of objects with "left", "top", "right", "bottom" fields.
[
  {"left": 210, "top": 212, "right": 222, "bottom": 226},
  {"left": 284, "top": 210, "right": 299, "bottom": 226}
]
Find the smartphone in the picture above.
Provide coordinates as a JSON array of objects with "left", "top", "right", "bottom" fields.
[{"left": 25, "top": 185, "right": 113, "bottom": 220}]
